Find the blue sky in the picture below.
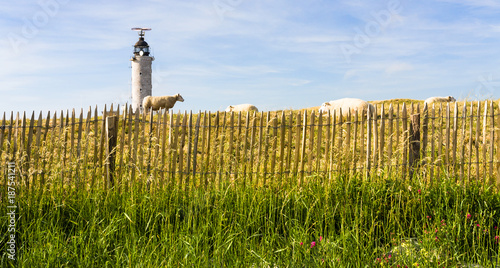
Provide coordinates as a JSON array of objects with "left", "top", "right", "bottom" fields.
[{"left": 1, "top": 0, "right": 500, "bottom": 115}]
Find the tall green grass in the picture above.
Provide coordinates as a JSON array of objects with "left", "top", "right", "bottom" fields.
[{"left": 2, "top": 174, "right": 500, "bottom": 267}]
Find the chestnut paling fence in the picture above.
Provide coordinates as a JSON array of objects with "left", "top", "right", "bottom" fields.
[{"left": 1, "top": 101, "right": 500, "bottom": 193}]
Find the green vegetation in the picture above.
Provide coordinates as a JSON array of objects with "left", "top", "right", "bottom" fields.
[{"left": 2, "top": 174, "right": 499, "bottom": 267}]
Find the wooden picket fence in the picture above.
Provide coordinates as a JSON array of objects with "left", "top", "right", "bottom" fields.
[{"left": 1, "top": 101, "right": 500, "bottom": 193}]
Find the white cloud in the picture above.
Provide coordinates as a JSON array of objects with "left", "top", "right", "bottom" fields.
[
  {"left": 289, "top": 79, "right": 311, "bottom": 86},
  {"left": 343, "top": 69, "right": 359, "bottom": 80},
  {"left": 385, "top": 62, "right": 414, "bottom": 75},
  {"left": 435, "top": 0, "right": 500, "bottom": 8}
]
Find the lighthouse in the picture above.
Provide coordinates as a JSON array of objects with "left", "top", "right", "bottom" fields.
[{"left": 130, "top": 27, "right": 154, "bottom": 112}]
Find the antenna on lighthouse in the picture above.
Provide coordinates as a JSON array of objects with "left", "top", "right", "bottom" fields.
[{"left": 131, "top": 27, "right": 151, "bottom": 37}]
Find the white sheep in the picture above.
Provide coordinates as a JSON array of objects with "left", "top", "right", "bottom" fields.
[
  {"left": 225, "top": 104, "right": 259, "bottom": 113},
  {"left": 142, "top": 93, "right": 184, "bottom": 112},
  {"left": 318, "top": 98, "right": 375, "bottom": 118},
  {"left": 424, "top": 96, "right": 456, "bottom": 105}
]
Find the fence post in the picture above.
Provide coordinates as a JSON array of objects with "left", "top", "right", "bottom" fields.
[
  {"left": 409, "top": 113, "right": 421, "bottom": 179},
  {"left": 421, "top": 103, "right": 428, "bottom": 166},
  {"left": 106, "top": 116, "right": 118, "bottom": 189},
  {"left": 366, "top": 108, "right": 371, "bottom": 178}
]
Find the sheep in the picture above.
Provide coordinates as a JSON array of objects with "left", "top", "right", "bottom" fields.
[
  {"left": 142, "top": 93, "right": 184, "bottom": 112},
  {"left": 318, "top": 98, "right": 375, "bottom": 118},
  {"left": 225, "top": 104, "right": 259, "bottom": 113},
  {"left": 424, "top": 96, "right": 456, "bottom": 105}
]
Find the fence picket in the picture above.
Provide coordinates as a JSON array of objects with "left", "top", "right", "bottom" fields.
[
  {"left": 482, "top": 101, "right": 488, "bottom": 183},
  {"left": 422, "top": 103, "right": 428, "bottom": 176},
  {"left": 138, "top": 111, "right": 147, "bottom": 186},
  {"left": 32, "top": 112, "right": 43, "bottom": 190},
  {"left": 437, "top": 105, "right": 443, "bottom": 180},
  {"left": 99, "top": 106, "right": 107, "bottom": 182},
  {"left": 316, "top": 110, "right": 323, "bottom": 174},
  {"left": 193, "top": 112, "right": 201, "bottom": 183},
  {"left": 198, "top": 112, "right": 207, "bottom": 187},
  {"left": 475, "top": 102, "right": 481, "bottom": 182},
  {"left": 186, "top": 112, "right": 193, "bottom": 190},
  {"left": 8, "top": 112, "right": 14, "bottom": 161},
  {"left": 217, "top": 112, "right": 225, "bottom": 187},
  {"left": 263, "top": 112, "right": 271, "bottom": 185},
  {"left": 452, "top": 103, "right": 458, "bottom": 177},
  {"left": 105, "top": 115, "right": 118, "bottom": 190},
  {"left": 155, "top": 112, "right": 162, "bottom": 184},
  {"left": 257, "top": 112, "right": 264, "bottom": 184},
  {"left": 396, "top": 104, "right": 400, "bottom": 173},
  {"left": 20, "top": 112, "right": 27, "bottom": 190},
  {"left": 380, "top": 104, "right": 385, "bottom": 169},
  {"left": 212, "top": 112, "right": 220, "bottom": 187},
  {"left": 346, "top": 109, "right": 352, "bottom": 173},
  {"left": 271, "top": 113, "right": 278, "bottom": 181},
  {"left": 178, "top": 112, "right": 187, "bottom": 187},
  {"left": 115, "top": 105, "right": 122, "bottom": 184},
  {"left": 353, "top": 109, "right": 359, "bottom": 173},
  {"left": 409, "top": 114, "right": 420, "bottom": 179},
  {"left": 359, "top": 109, "right": 364, "bottom": 173},
  {"left": 25, "top": 112, "right": 35, "bottom": 191},
  {"left": 247, "top": 112, "right": 254, "bottom": 184},
  {"left": 445, "top": 104, "right": 450, "bottom": 174},
  {"left": 20, "top": 112, "right": 26, "bottom": 163},
  {"left": 228, "top": 112, "right": 234, "bottom": 179},
  {"left": 131, "top": 110, "right": 140, "bottom": 189},
  {"left": 75, "top": 109, "right": 83, "bottom": 189},
  {"left": 83, "top": 107, "right": 92, "bottom": 190},
  {"left": 70, "top": 109, "right": 75, "bottom": 166},
  {"left": 294, "top": 111, "right": 301, "bottom": 179},
  {"left": 468, "top": 102, "right": 474, "bottom": 183},
  {"left": 329, "top": 110, "right": 336, "bottom": 177},
  {"left": 388, "top": 105, "right": 394, "bottom": 173},
  {"left": 61, "top": 110, "right": 70, "bottom": 191},
  {"left": 300, "top": 111, "right": 307, "bottom": 185},
  {"left": 185, "top": 112, "right": 193, "bottom": 189},
  {"left": 40, "top": 111, "right": 51, "bottom": 189},
  {"left": 338, "top": 109, "right": 343, "bottom": 173},
  {"left": 0, "top": 113, "right": 5, "bottom": 163},
  {"left": 203, "top": 112, "right": 211, "bottom": 188},
  {"left": 92, "top": 107, "right": 98, "bottom": 188},
  {"left": 45, "top": 112, "right": 57, "bottom": 190},
  {"left": 430, "top": 105, "right": 435, "bottom": 184},
  {"left": 249, "top": 112, "right": 257, "bottom": 184},
  {"left": 489, "top": 102, "right": 495, "bottom": 184},
  {"left": 366, "top": 108, "right": 371, "bottom": 177},
  {"left": 373, "top": 106, "right": 378, "bottom": 171},
  {"left": 460, "top": 103, "right": 467, "bottom": 183},
  {"left": 402, "top": 104, "right": 408, "bottom": 179},
  {"left": 115, "top": 106, "right": 125, "bottom": 189},
  {"left": 496, "top": 102, "right": 500, "bottom": 187},
  {"left": 286, "top": 111, "right": 294, "bottom": 178},
  {"left": 308, "top": 111, "right": 315, "bottom": 175},
  {"left": 146, "top": 110, "right": 154, "bottom": 185}
]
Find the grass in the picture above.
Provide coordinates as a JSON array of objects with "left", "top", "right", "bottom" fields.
[{"left": 1, "top": 173, "right": 499, "bottom": 267}]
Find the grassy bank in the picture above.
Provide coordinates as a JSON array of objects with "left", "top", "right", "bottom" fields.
[{"left": 2, "top": 175, "right": 500, "bottom": 267}]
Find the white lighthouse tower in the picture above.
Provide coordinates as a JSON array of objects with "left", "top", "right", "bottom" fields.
[{"left": 130, "top": 27, "right": 154, "bottom": 112}]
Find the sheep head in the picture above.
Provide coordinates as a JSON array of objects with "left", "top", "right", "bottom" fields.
[
  {"left": 225, "top": 105, "right": 234, "bottom": 112},
  {"left": 318, "top": 102, "right": 330, "bottom": 114},
  {"left": 175, "top": 94, "right": 185, "bottom": 102},
  {"left": 448, "top": 96, "right": 456, "bottom": 102}
]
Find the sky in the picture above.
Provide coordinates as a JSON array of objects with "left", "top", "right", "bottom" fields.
[{"left": 1, "top": 0, "right": 500, "bottom": 115}]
